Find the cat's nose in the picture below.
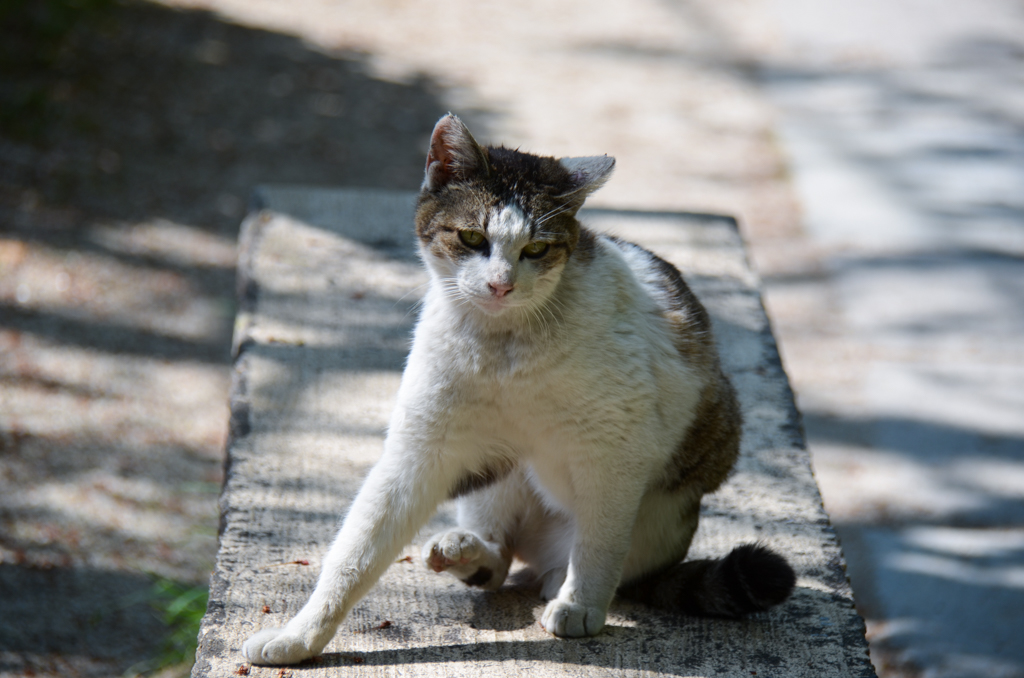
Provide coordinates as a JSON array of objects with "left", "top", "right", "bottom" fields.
[{"left": 488, "top": 282, "right": 514, "bottom": 298}]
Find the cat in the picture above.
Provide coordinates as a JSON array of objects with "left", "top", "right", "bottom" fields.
[{"left": 242, "top": 113, "right": 795, "bottom": 666}]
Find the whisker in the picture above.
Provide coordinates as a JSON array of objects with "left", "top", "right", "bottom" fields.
[
  {"left": 395, "top": 282, "right": 432, "bottom": 321},
  {"left": 545, "top": 295, "right": 570, "bottom": 325},
  {"left": 538, "top": 297, "right": 559, "bottom": 327},
  {"left": 535, "top": 202, "right": 575, "bottom": 227},
  {"left": 395, "top": 280, "right": 431, "bottom": 306},
  {"left": 532, "top": 304, "right": 548, "bottom": 335},
  {"left": 439, "top": 281, "right": 474, "bottom": 313},
  {"left": 400, "top": 302, "right": 422, "bottom": 323},
  {"left": 521, "top": 305, "right": 535, "bottom": 335}
]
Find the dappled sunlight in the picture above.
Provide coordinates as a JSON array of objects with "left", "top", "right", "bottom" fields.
[
  {"left": 0, "top": 0, "right": 452, "bottom": 674},
  {"left": 861, "top": 360, "right": 1024, "bottom": 440},
  {"left": 890, "top": 549, "right": 1024, "bottom": 590},
  {"left": 0, "top": 240, "right": 233, "bottom": 349},
  {"left": 9, "top": 469, "right": 219, "bottom": 579},
  {"left": 848, "top": 523, "right": 1024, "bottom": 676},
  {"left": 903, "top": 526, "right": 1024, "bottom": 558},
  {"left": 888, "top": 524, "right": 1024, "bottom": 590},
  {"left": 757, "top": 9, "right": 1024, "bottom": 673},
  {"left": 951, "top": 458, "right": 1024, "bottom": 500},
  {"left": 87, "top": 219, "right": 237, "bottom": 269},
  {"left": 812, "top": 442, "right": 991, "bottom": 522},
  {"left": 807, "top": 409, "right": 1024, "bottom": 529},
  {"left": 0, "top": 338, "right": 228, "bottom": 453}
]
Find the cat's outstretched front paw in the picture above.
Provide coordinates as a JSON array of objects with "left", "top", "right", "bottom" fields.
[
  {"left": 541, "top": 598, "right": 606, "bottom": 637},
  {"left": 242, "top": 627, "right": 318, "bottom": 666},
  {"left": 422, "top": 530, "right": 507, "bottom": 589}
]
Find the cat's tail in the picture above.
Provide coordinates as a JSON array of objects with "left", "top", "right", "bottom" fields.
[{"left": 618, "top": 543, "right": 796, "bottom": 618}]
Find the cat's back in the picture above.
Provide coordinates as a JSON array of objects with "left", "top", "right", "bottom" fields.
[
  {"left": 586, "top": 232, "right": 742, "bottom": 491},
  {"left": 521, "top": 230, "right": 721, "bottom": 414},
  {"left": 568, "top": 230, "right": 717, "bottom": 367}
]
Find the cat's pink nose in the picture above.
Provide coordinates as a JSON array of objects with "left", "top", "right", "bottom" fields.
[{"left": 488, "top": 282, "right": 514, "bottom": 297}]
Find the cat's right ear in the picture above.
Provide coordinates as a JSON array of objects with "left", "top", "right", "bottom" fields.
[
  {"left": 556, "top": 155, "right": 616, "bottom": 207},
  {"left": 422, "top": 114, "right": 489, "bottom": 192}
]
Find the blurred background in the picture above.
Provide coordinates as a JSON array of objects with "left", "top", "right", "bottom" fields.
[{"left": 1, "top": 1, "right": 1021, "bottom": 676}]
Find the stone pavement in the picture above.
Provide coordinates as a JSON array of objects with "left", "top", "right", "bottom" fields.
[{"left": 707, "top": 1, "right": 1024, "bottom": 676}]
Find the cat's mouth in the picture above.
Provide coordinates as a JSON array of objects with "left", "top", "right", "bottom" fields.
[
  {"left": 473, "top": 294, "right": 517, "bottom": 315},
  {"left": 466, "top": 286, "right": 534, "bottom": 316}
]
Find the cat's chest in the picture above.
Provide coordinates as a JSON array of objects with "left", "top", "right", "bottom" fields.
[
  {"left": 404, "top": 291, "right": 694, "bottom": 449},
  {"left": 456, "top": 352, "right": 575, "bottom": 423},
  {"left": 437, "top": 339, "right": 647, "bottom": 443},
  {"left": 416, "top": 309, "right": 668, "bottom": 414},
  {"left": 407, "top": 338, "right": 579, "bottom": 438}
]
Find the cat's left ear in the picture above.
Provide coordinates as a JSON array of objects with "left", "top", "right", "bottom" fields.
[
  {"left": 423, "top": 114, "right": 490, "bottom": 192},
  {"left": 557, "top": 155, "right": 616, "bottom": 201}
]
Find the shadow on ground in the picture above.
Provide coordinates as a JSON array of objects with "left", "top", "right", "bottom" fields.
[
  {"left": 0, "top": 1, "right": 455, "bottom": 675},
  {"left": 759, "top": 34, "right": 1024, "bottom": 255},
  {"left": 804, "top": 411, "right": 1024, "bottom": 676},
  {"left": 1, "top": 0, "right": 453, "bottom": 235}
]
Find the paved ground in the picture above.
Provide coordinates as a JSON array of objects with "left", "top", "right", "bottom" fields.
[
  {"left": 1, "top": 0, "right": 1021, "bottom": 676},
  {"left": 718, "top": 2, "right": 1024, "bottom": 676}
]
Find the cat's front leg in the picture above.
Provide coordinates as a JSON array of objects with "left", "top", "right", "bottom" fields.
[
  {"left": 242, "top": 436, "right": 451, "bottom": 665},
  {"left": 540, "top": 472, "right": 646, "bottom": 638}
]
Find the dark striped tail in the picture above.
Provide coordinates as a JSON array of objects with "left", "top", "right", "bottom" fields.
[{"left": 619, "top": 543, "right": 796, "bottom": 618}]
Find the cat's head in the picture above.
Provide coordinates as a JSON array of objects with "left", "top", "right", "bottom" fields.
[{"left": 415, "top": 114, "right": 614, "bottom": 317}]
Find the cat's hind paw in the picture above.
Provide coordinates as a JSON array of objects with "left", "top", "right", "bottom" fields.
[
  {"left": 242, "top": 627, "right": 318, "bottom": 666},
  {"left": 423, "top": 530, "right": 485, "bottom": 572},
  {"left": 422, "top": 530, "right": 507, "bottom": 589},
  {"left": 541, "top": 599, "right": 606, "bottom": 638}
]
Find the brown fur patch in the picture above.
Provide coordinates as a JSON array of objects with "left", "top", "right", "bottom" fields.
[
  {"left": 660, "top": 374, "right": 742, "bottom": 494},
  {"left": 664, "top": 310, "right": 712, "bottom": 364},
  {"left": 415, "top": 189, "right": 496, "bottom": 262},
  {"left": 604, "top": 239, "right": 742, "bottom": 495},
  {"left": 530, "top": 242, "right": 571, "bottom": 275},
  {"left": 449, "top": 457, "right": 518, "bottom": 499}
]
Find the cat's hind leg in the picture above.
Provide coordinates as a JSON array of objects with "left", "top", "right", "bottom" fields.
[
  {"left": 423, "top": 530, "right": 509, "bottom": 589},
  {"left": 617, "top": 489, "right": 795, "bottom": 618},
  {"left": 619, "top": 489, "right": 701, "bottom": 584},
  {"left": 422, "top": 469, "right": 529, "bottom": 590}
]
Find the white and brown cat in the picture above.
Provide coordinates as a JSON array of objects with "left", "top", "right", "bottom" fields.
[{"left": 243, "top": 114, "right": 795, "bottom": 665}]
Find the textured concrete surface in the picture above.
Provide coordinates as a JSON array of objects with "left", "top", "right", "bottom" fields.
[
  {"left": 193, "top": 186, "right": 874, "bottom": 677},
  {"left": 705, "top": 2, "right": 1024, "bottom": 676}
]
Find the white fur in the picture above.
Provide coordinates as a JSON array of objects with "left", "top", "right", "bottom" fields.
[{"left": 243, "top": 207, "right": 709, "bottom": 664}]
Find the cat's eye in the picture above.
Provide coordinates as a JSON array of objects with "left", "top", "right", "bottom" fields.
[
  {"left": 521, "top": 241, "right": 549, "bottom": 258},
  {"left": 459, "top": 230, "right": 485, "bottom": 248}
]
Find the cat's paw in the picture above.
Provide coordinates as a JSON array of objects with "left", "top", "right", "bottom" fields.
[
  {"left": 541, "top": 598, "right": 606, "bottom": 638},
  {"left": 422, "top": 530, "right": 507, "bottom": 589},
  {"left": 242, "top": 628, "right": 317, "bottom": 666},
  {"left": 423, "top": 530, "right": 484, "bottom": 573}
]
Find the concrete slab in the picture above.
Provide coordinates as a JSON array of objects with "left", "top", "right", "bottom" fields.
[{"left": 193, "top": 186, "right": 875, "bottom": 677}]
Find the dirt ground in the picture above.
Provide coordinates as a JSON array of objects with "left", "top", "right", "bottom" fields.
[{"left": 1, "top": 2, "right": 449, "bottom": 675}]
